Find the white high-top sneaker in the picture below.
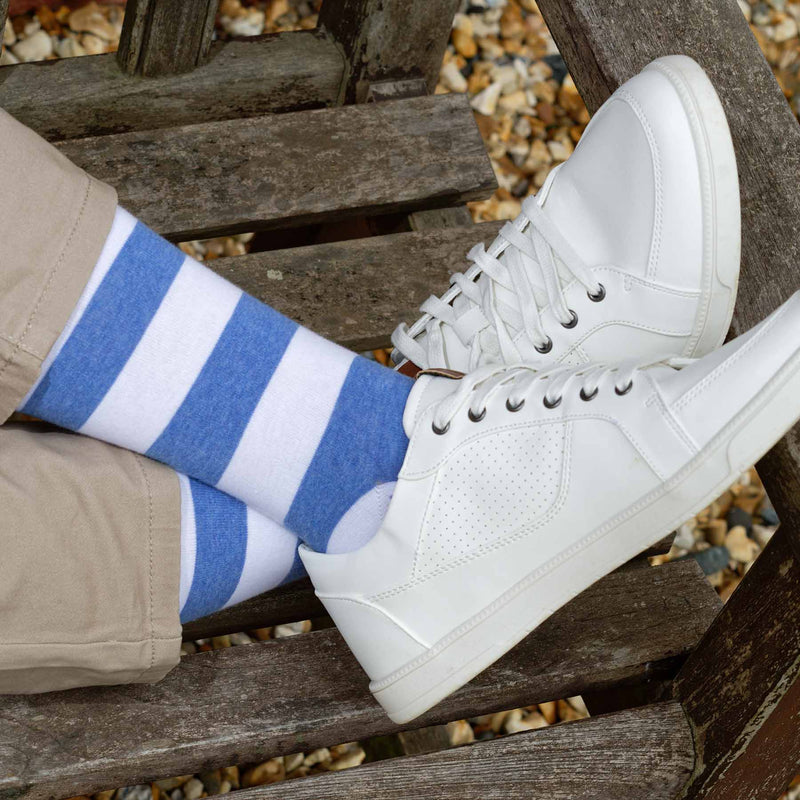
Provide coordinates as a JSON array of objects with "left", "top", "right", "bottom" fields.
[
  {"left": 393, "top": 55, "right": 740, "bottom": 373},
  {"left": 302, "top": 292, "right": 800, "bottom": 723}
]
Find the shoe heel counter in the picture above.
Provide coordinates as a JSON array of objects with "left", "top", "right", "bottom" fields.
[{"left": 318, "top": 595, "right": 427, "bottom": 682}]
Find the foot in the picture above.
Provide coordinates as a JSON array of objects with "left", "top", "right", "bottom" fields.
[
  {"left": 302, "top": 292, "right": 800, "bottom": 723},
  {"left": 393, "top": 55, "right": 740, "bottom": 373}
]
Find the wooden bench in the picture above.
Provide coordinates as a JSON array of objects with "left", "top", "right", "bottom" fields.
[{"left": 0, "top": 1, "right": 797, "bottom": 798}]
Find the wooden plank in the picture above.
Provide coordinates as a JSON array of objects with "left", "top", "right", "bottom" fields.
[
  {"left": 0, "top": 32, "right": 343, "bottom": 142},
  {"left": 532, "top": 2, "right": 800, "bottom": 798},
  {"left": 0, "top": 0, "right": 8, "bottom": 34},
  {"left": 318, "top": 0, "right": 459, "bottom": 103},
  {"left": 117, "top": 0, "right": 219, "bottom": 77},
  {"left": 181, "top": 577, "right": 322, "bottom": 640},
  {"left": 0, "top": 559, "right": 717, "bottom": 800},
  {"left": 54, "top": 93, "right": 497, "bottom": 242},
  {"left": 209, "top": 222, "right": 501, "bottom": 352},
  {"left": 236, "top": 703, "right": 694, "bottom": 800}
]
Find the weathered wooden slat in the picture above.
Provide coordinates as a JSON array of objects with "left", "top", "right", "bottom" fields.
[
  {"left": 238, "top": 703, "right": 694, "bottom": 800},
  {"left": 533, "top": 2, "right": 800, "bottom": 798},
  {"left": 209, "top": 221, "right": 502, "bottom": 351},
  {"left": 54, "top": 93, "right": 496, "bottom": 242},
  {"left": 117, "top": 0, "right": 219, "bottom": 77},
  {"left": 0, "top": 32, "right": 343, "bottom": 142},
  {"left": 0, "top": 0, "right": 8, "bottom": 34},
  {"left": 0, "top": 558, "right": 717, "bottom": 800},
  {"left": 318, "top": 0, "right": 459, "bottom": 103}
]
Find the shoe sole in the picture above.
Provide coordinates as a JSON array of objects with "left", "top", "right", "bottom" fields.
[
  {"left": 646, "top": 56, "right": 741, "bottom": 359},
  {"left": 372, "top": 346, "right": 800, "bottom": 724}
]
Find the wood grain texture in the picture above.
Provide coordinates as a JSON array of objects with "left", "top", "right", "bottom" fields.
[
  {"left": 208, "top": 222, "right": 502, "bottom": 351},
  {"left": 117, "top": 0, "right": 219, "bottom": 76},
  {"left": 0, "top": 560, "right": 717, "bottom": 799},
  {"left": 0, "top": 0, "right": 8, "bottom": 32},
  {"left": 532, "top": 2, "right": 800, "bottom": 798},
  {"left": 318, "top": 0, "right": 459, "bottom": 103},
  {"left": 54, "top": 93, "right": 496, "bottom": 241},
  {"left": 236, "top": 703, "right": 694, "bottom": 800},
  {"left": 0, "top": 32, "right": 344, "bottom": 141}
]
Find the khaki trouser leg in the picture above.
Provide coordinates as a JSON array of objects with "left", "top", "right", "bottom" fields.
[{"left": 0, "top": 110, "right": 183, "bottom": 692}]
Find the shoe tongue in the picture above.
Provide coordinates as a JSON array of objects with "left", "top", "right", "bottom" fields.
[{"left": 402, "top": 373, "right": 463, "bottom": 437}]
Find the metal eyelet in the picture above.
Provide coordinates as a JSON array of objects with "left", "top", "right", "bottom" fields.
[
  {"left": 615, "top": 381, "right": 633, "bottom": 396},
  {"left": 543, "top": 395, "right": 562, "bottom": 410},
  {"left": 468, "top": 407, "right": 487, "bottom": 423},
  {"left": 561, "top": 310, "right": 579, "bottom": 329},
  {"left": 580, "top": 387, "right": 599, "bottom": 402},
  {"left": 535, "top": 337, "right": 553, "bottom": 354},
  {"left": 588, "top": 283, "right": 606, "bottom": 302},
  {"left": 506, "top": 397, "right": 525, "bottom": 413},
  {"left": 432, "top": 421, "right": 450, "bottom": 435}
]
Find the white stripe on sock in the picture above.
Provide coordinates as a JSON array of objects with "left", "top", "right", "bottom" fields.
[
  {"left": 224, "top": 508, "right": 299, "bottom": 608},
  {"left": 178, "top": 473, "right": 197, "bottom": 611},
  {"left": 326, "top": 481, "right": 396, "bottom": 554},
  {"left": 80, "top": 257, "right": 242, "bottom": 451},
  {"left": 217, "top": 327, "right": 355, "bottom": 520},
  {"left": 19, "top": 207, "right": 138, "bottom": 407}
]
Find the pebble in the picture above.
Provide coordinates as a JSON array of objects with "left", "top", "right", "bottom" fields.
[
  {"left": 181, "top": 778, "right": 203, "bottom": 800},
  {"left": 687, "top": 545, "right": 731, "bottom": 575},
  {"left": 155, "top": 778, "right": 192, "bottom": 793},
  {"left": 3, "top": 19, "right": 16, "bottom": 47},
  {"left": 440, "top": 60, "right": 469, "bottom": 93},
  {"left": 704, "top": 518, "right": 728, "bottom": 547},
  {"left": 283, "top": 753, "right": 304, "bottom": 773},
  {"left": 752, "top": 523, "right": 775, "bottom": 548},
  {"left": 327, "top": 744, "right": 366, "bottom": 770},
  {"left": 68, "top": 3, "right": 117, "bottom": 41},
  {"left": 470, "top": 80, "right": 504, "bottom": 115},
  {"left": 80, "top": 33, "right": 108, "bottom": 55},
  {"left": 273, "top": 620, "right": 311, "bottom": 638},
  {"left": 198, "top": 770, "right": 222, "bottom": 795},
  {"left": 759, "top": 505, "right": 779, "bottom": 526},
  {"left": 726, "top": 506, "right": 753, "bottom": 534},
  {"left": 221, "top": 9, "right": 266, "bottom": 37},
  {"left": 242, "top": 759, "right": 285, "bottom": 787},
  {"left": 12, "top": 30, "right": 53, "bottom": 62},
  {"left": 303, "top": 748, "right": 331, "bottom": 767},
  {"left": 504, "top": 708, "right": 549, "bottom": 732},
  {"left": 726, "top": 525, "right": 761, "bottom": 563},
  {"left": 538, "top": 700, "right": 558, "bottom": 724},
  {"left": 0, "top": 48, "right": 19, "bottom": 66},
  {"left": 447, "top": 718, "right": 476, "bottom": 745},
  {"left": 673, "top": 523, "right": 695, "bottom": 550},
  {"left": 774, "top": 16, "right": 799, "bottom": 41},
  {"left": 56, "top": 38, "right": 88, "bottom": 58},
  {"left": 115, "top": 787, "right": 152, "bottom": 800}
]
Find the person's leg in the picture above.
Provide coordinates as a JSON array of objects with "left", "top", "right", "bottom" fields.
[
  {"left": 8, "top": 115, "right": 411, "bottom": 554},
  {"left": 0, "top": 423, "right": 299, "bottom": 694},
  {"left": 0, "top": 424, "right": 182, "bottom": 693},
  {"left": 0, "top": 108, "right": 320, "bottom": 634}
]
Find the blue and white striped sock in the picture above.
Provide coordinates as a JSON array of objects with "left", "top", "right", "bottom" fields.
[
  {"left": 21, "top": 207, "right": 412, "bottom": 614},
  {"left": 178, "top": 476, "right": 305, "bottom": 623}
]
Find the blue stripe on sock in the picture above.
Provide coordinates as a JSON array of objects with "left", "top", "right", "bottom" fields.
[
  {"left": 147, "top": 294, "right": 298, "bottom": 485},
  {"left": 22, "top": 222, "right": 184, "bottom": 428},
  {"left": 283, "top": 546, "right": 307, "bottom": 584},
  {"left": 285, "top": 358, "right": 412, "bottom": 552},
  {"left": 180, "top": 479, "right": 249, "bottom": 623}
]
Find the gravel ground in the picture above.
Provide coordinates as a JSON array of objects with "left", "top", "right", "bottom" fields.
[{"left": 2, "top": 0, "right": 798, "bottom": 797}]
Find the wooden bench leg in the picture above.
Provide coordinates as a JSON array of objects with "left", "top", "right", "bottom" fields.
[
  {"left": 318, "top": 0, "right": 459, "bottom": 104},
  {"left": 117, "top": 0, "right": 220, "bottom": 77}
]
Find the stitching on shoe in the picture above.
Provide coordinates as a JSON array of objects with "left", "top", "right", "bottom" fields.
[
  {"left": 672, "top": 303, "right": 789, "bottom": 410},
  {"left": 615, "top": 89, "right": 663, "bottom": 283},
  {"left": 378, "top": 424, "right": 577, "bottom": 599}
]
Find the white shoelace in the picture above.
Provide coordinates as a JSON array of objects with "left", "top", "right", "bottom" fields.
[
  {"left": 430, "top": 358, "right": 690, "bottom": 435},
  {"left": 392, "top": 182, "right": 605, "bottom": 371}
]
